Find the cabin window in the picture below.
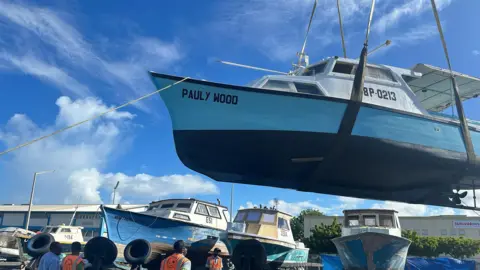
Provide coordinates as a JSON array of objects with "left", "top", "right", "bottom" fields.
[
  {"left": 262, "top": 213, "right": 276, "bottom": 224},
  {"left": 293, "top": 82, "right": 321, "bottom": 95},
  {"left": 195, "top": 204, "right": 209, "bottom": 216},
  {"left": 61, "top": 228, "right": 71, "bottom": 233},
  {"left": 234, "top": 212, "right": 246, "bottom": 222},
  {"left": 160, "top": 203, "right": 174, "bottom": 209},
  {"left": 333, "top": 62, "right": 354, "bottom": 75},
  {"left": 176, "top": 203, "right": 192, "bottom": 212},
  {"left": 401, "top": 74, "right": 416, "bottom": 83},
  {"left": 278, "top": 218, "right": 289, "bottom": 230},
  {"left": 262, "top": 80, "right": 292, "bottom": 91},
  {"left": 363, "top": 215, "right": 376, "bottom": 226},
  {"left": 366, "top": 66, "right": 396, "bottom": 82},
  {"left": 303, "top": 63, "right": 327, "bottom": 76},
  {"left": 379, "top": 215, "right": 394, "bottom": 227},
  {"left": 246, "top": 211, "right": 261, "bottom": 222},
  {"left": 173, "top": 213, "right": 190, "bottom": 221},
  {"left": 207, "top": 206, "right": 221, "bottom": 218},
  {"left": 50, "top": 227, "right": 59, "bottom": 233},
  {"left": 347, "top": 215, "right": 359, "bottom": 227}
]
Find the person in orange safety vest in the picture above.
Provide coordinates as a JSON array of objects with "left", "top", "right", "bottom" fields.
[
  {"left": 205, "top": 248, "right": 223, "bottom": 270},
  {"left": 160, "top": 240, "right": 191, "bottom": 270},
  {"left": 62, "top": 242, "right": 84, "bottom": 270}
]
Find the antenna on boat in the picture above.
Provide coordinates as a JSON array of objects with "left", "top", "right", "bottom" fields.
[
  {"left": 296, "top": 0, "right": 318, "bottom": 68},
  {"left": 336, "top": 0, "right": 347, "bottom": 58},
  {"left": 355, "top": 40, "right": 391, "bottom": 59},
  {"left": 217, "top": 60, "right": 289, "bottom": 75}
]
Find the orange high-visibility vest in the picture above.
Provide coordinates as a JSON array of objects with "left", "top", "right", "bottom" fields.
[
  {"left": 206, "top": 255, "right": 223, "bottom": 270},
  {"left": 62, "top": 254, "right": 84, "bottom": 270},
  {"left": 160, "top": 253, "right": 190, "bottom": 270}
]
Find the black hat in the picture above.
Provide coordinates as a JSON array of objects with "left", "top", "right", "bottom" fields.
[{"left": 174, "top": 240, "right": 186, "bottom": 252}]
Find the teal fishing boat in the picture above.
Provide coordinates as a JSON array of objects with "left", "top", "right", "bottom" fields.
[{"left": 227, "top": 207, "right": 309, "bottom": 269}]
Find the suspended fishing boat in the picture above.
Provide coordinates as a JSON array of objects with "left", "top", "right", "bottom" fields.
[
  {"left": 149, "top": 0, "right": 480, "bottom": 209},
  {"left": 332, "top": 209, "right": 410, "bottom": 270},
  {"left": 227, "top": 207, "right": 309, "bottom": 269},
  {"left": 101, "top": 199, "right": 229, "bottom": 263}
]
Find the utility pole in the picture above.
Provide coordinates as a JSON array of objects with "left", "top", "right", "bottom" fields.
[
  {"left": 112, "top": 181, "right": 120, "bottom": 205},
  {"left": 25, "top": 170, "right": 55, "bottom": 230}
]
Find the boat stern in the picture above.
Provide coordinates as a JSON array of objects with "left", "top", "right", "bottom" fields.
[{"left": 331, "top": 232, "right": 411, "bottom": 270}]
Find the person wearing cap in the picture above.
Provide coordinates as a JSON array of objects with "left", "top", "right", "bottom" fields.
[
  {"left": 205, "top": 248, "right": 223, "bottom": 270},
  {"left": 160, "top": 240, "right": 191, "bottom": 270}
]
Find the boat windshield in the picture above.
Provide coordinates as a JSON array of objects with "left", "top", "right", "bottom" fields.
[{"left": 345, "top": 213, "right": 396, "bottom": 228}]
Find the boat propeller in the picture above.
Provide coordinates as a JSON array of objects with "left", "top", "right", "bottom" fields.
[{"left": 449, "top": 189, "right": 468, "bottom": 205}]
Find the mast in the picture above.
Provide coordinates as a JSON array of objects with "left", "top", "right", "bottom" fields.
[
  {"left": 336, "top": 0, "right": 347, "bottom": 58},
  {"left": 229, "top": 184, "right": 234, "bottom": 223},
  {"left": 297, "top": 0, "right": 318, "bottom": 67}
]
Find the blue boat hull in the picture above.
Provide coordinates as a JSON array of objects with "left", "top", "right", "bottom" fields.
[
  {"left": 150, "top": 73, "right": 480, "bottom": 208},
  {"left": 101, "top": 206, "right": 228, "bottom": 263},
  {"left": 332, "top": 232, "right": 411, "bottom": 270}
]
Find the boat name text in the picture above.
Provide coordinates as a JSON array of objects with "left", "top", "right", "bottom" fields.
[
  {"left": 182, "top": 89, "right": 238, "bottom": 105},
  {"left": 363, "top": 87, "right": 397, "bottom": 101}
]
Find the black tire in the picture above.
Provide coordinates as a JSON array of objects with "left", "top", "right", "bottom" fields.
[
  {"left": 84, "top": 237, "right": 118, "bottom": 266},
  {"left": 26, "top": 233, "right": 54, "bottom": 258},
  {"left": 231, "top": 239, "right": 267, "bottom": 270},
  {"left": 123, "top": 239, "right": 151, "bottom": 265}
]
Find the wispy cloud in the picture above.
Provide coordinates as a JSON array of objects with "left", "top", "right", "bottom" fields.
[
  {"left": 473, "top": 50, "right": 480, "bottom": 56},
  {"left": 373, "top": 0, "right": 453, "bottom": 34},
  {"left": 0, "top": 2, "right": 183, "bottom": 113}
]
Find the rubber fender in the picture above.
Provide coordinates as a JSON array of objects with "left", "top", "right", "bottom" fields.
[
  {"left": 26, "top": 233, "right": 55, "bottom": 258},
  {"left": 84, "top": 237, "right": 118, "bottom": 266},
  {"left": 231, "top": 239, "right": 267, "bottom": 270},
  {"left": 124, "top": 239, "right": 153, "bottom": 265}
]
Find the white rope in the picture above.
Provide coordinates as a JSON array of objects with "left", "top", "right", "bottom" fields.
[{"left": 0, "top": 76, "right": 190, "bottom": 157}]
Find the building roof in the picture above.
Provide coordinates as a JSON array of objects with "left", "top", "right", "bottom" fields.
[{"left": 0, "top": 204, "right": 147, "bottom": 213}]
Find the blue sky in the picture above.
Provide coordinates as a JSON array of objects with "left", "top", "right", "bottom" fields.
[{"left": 0, "top": 0, "right": 479, "bottom": 217}]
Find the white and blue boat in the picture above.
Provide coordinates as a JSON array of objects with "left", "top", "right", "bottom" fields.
[
  {"left": 149, "top": 55, "right": 480, "bottom": 209},
  {"left": 101, "top": 198, "right": 230, "bottom": 263},
  {"left": 332, "top": 209, "right": 411, "bottom": 270}
]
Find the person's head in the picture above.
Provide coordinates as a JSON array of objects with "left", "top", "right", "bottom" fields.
[
  {"left": 213, "top": 248, "right": 221, "bottom": 257},
  {"left": 50, "top": 242, "right": 62, "bottom": 255},
  {"left": 71, "top": 241, "right": 82, "bottom": 255},
  {"left": 173, "top": 240, "right": 187, "bottom": 255}
]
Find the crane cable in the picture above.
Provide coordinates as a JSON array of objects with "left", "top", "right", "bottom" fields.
[{"left": 0, "top": 76, "right": 190, "bottom": 157}]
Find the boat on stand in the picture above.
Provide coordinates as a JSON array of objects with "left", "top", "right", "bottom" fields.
[
  {"left": 227, "top": 207, "right": 309, "bottom": 269},
  {"left": 332, "top": 209, "right": 411, "bottom": 270},
  {"left": 148, "top": 0, "right": 480, "bottom": 211},
  {"left": 101, "top": 198, "right": 230, "bottom": 265}
]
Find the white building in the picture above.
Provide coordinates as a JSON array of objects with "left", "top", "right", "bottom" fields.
[
  {"left": 0, "top": 204, "right": 147, "bottom": 238},
  {"left": 304, "top": 214, "right": 480, "bottom": 239}
]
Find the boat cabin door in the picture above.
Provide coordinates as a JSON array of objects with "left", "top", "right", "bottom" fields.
[{"left": 276, "top": 216, "right": 293, "bottom": 243}]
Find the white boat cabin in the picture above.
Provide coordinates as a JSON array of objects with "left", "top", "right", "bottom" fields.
[
  {"left": 40, "top": 225, "right": 85, "bottom": 243},
  {"left": 230, "top": 207, "right": 299, "bottom": 246},
  {"left": 143, "top": 198, "right": 229, "bottom": 230},
  {"left": 247, "top": 56, "right": 480, "bottom": 127},
  {"left": 342, "top": 209, "right": 401, "bottom": 238}
]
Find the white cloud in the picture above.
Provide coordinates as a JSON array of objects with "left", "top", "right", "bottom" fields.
[
  {"left": 240, "top": 199, "right": 329, "bottom": 216},
  {"left": 473, "top": 50, "right": 480, "bottom": 56},
  {"left": 371, "top": 200, "right": 457, "bottom": 217},
  {"left": 0, "top": 2, "right": 183, "bottom": 113},
  {"left": 373, "top": 0, "right": 453, "bottom": 34},
  {"left": 0, "top": 96, "right": 216, "bottom": 204},
  {"left": 336, "top": 196, "right": 365, "bottom": 209},
  {"left": 67, "top": 169, "right": 219, "bottom": 204}
]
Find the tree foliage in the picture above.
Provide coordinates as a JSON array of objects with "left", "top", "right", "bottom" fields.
[
  {"left": 304, "top": 217, "right": 342, "bottom": 254},
  {"left": 291, "top": 209, "right": 324, "bottom": 241},
  {"left": 402, "top": 230, "right": 480, "bottom": 259}
]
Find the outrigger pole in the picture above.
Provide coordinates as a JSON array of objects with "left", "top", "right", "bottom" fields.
[
  {"left": 336, "top": 0, "right": 347, "bottom": 58},
  {"left": 430, "top": 0, "right": 476, "bottom": 166},
  {"left": 297, "top": 0, "right": 318, "bottom": 67}
]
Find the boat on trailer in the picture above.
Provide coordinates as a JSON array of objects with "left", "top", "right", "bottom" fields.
[
  {"left": 149, "top": 54, "right": 480, "bottom": 209},
  {"left": 227, "top": 207, "right": 309, "bottom": 269},
  {"left": 101, "top": 198, "right": 230, "bottom": 263},
  {"left": 332, "top": 209, "right": 411, "bottom": 270}
]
